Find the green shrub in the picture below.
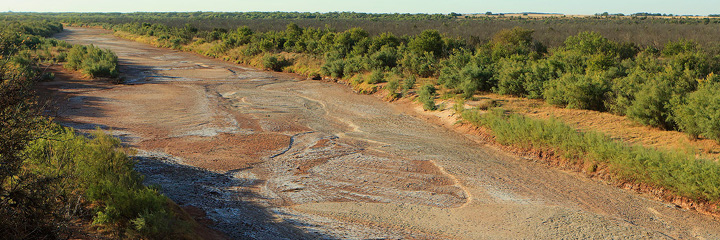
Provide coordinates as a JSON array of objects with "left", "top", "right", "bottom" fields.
[
  {"left": 321, "top": 58, "right": 345, "bottom": 78},
  {"left": 459, "top": 63, "right": 494, "bottom": 98},
  {"left": 64, "top": 44, "right": 119, "bottom": 78},
  {"left": 437, "top": 49, "right": 494, "bottom": 98},
  {"left": 368, "top": 46, "right": 398, "bottom": 70},
  {"left": 64, "top": 45, "right": 85, "bottom": 71},
  {"left": 402, "top": 75, "right": 416, "bottom": 95},
  {"left": 627, "top": 77, "right": 675, "bottom": 129},
  {"left": 408, "top": 29, "right": 444, "bottom": 57},
  {"left": 543, "top": 73, "right": 610, "bottom": 111},
  {"left": 385, "top": 78, "right": 400, "bottom": 99},
  {"left": 525, "top": 59, "right": 559, "bottom": 98},
  {"left": 494, "top": 56, "right": 532, "bottom": 96},
  {"left": 342, "top": 56, "right": 365, "bottom": 76},
  {"left": 488, "top": 27, "right": 545, "bottom": 60},
  {"left": 605, "top": 67, "right": 653, "bottom": 115},
  {"left": 262, "top": 54, "right": 292, "bottom": 71},
  {"left": 242, "top": 44, "right": 262, "bottom": 56},
  {"left": 561, "top": 31, "right": 618, "bottom": 55},
  {"left": 418, "top": 83, "right": 437, "bottom": 110},
  {"left": 401, "top": 51, "right": 437, "bottom": 78},
  {"left": 24, "top": 127, "right": 189, "bottom": 237},
  {"left": 438, "top": 66, "right": 461, "bottom": 89},
  {"left": 673, "top": 83, "right": 720, "bottom": 141},
  {"left": 662, "top": 39, "right": 698, "bottom": 57},
  {"left": 367, "top": 70, "right": 385, "bottom": 84}
]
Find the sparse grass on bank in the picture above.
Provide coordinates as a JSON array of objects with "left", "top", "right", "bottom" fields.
[{"left": 461, "top": 108, "right": 720, "bottom": 203}]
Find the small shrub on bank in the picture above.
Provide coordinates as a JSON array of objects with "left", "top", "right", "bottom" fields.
[
  {"left": 402, "top": 74, "right": 417, "bottom": 94},
  {"left": 367, "top": 70, "right": 385, "bottom": 84},
  {"left": 385, "top": 78, "right": 400, "bottom": 99},
  {"left": 418, "top": 83, "right": 437, "bottom": 110},
  {"left": 262, "top": 54, "right": 292, "bottom": 71}
]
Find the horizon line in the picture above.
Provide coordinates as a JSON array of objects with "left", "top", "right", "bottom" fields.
[{"left": 1, "top": 11, "right": 717, "bottom": 17}]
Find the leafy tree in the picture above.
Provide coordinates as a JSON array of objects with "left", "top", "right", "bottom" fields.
[
  {"left": 488, "top": 27, "right": 545, "bottom": 60},
  {"left": 408, "top": 29, "right": 444, "bottom": 57}
]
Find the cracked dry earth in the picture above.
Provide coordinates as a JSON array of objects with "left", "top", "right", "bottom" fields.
[{"left": 43, "top": 27, "right": 720, "bottom": 239}]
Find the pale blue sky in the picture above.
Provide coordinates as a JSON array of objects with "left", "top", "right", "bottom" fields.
[{"left": 4, "top": 0, "right": 718, "bottom": 15}]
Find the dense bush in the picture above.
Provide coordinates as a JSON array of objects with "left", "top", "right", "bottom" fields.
[
  {"left": 494, "top": 56, "right": 533, "bottom": 97},
  {"left": 64, "top": 44, "right": 119, "bottom": 78},
  {"left": 401, "top": 51, "right": 438, "bottom": 78},
  {"left": 626, "top": 77, "right": 675, "bottom": 129},
  {"left": 543, "top": 73, "right": 610, "bottom": 111},
  {"left": 488, "top": 27, "right": 545, "bottom": 60},
  {"left": 24, "top": 128, "right": 188, "bottom": 238},
  {"left": 367, "top": 45, "right": 398, "bottom": 70},
  {"left": 674, "top": 82, "right": 720, "bottom": 141},
  {"left": 437, "top": 50, "right": 494, "bottom": 98},
  {"left": 408, "top": 30, "right": 445, "bottom": 57}
]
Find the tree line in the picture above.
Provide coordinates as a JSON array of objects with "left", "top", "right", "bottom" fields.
[{"left": 64, "top": 14, "right": 720, "bottom": 143}]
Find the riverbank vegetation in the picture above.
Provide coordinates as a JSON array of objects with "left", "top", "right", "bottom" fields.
[
  {"left": 5, "top": 11, "right": 720, "bottom": 216},
  {"left": 462, "top": 108, "right": 720, "bottom": 204},
  {"left": 0, "top": 19, "right": 193, "bottom": 239},
  {"left": 48, "top": 12, "right": 720, "bottom": 142}
]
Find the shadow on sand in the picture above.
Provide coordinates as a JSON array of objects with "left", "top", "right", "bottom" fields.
[{"left": 134, "top": 154, "right": 336, "bottom": 239}]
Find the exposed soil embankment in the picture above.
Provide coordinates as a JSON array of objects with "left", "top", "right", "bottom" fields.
[{"left": 41, "top": 27, "right": 720, "bottom": 239}]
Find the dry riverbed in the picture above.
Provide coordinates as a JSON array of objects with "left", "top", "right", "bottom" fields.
[{"left": 40, "top": 27, "right": 720, "bottom": 239}]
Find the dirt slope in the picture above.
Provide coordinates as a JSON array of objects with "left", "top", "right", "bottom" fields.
[{"left": 42, "top": 27, "right": 720, "bottom": 239}]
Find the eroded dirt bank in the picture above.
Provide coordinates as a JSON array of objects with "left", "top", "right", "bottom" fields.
[{"left": 42, "top": 27, "right": 720, "bottom": 239}]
